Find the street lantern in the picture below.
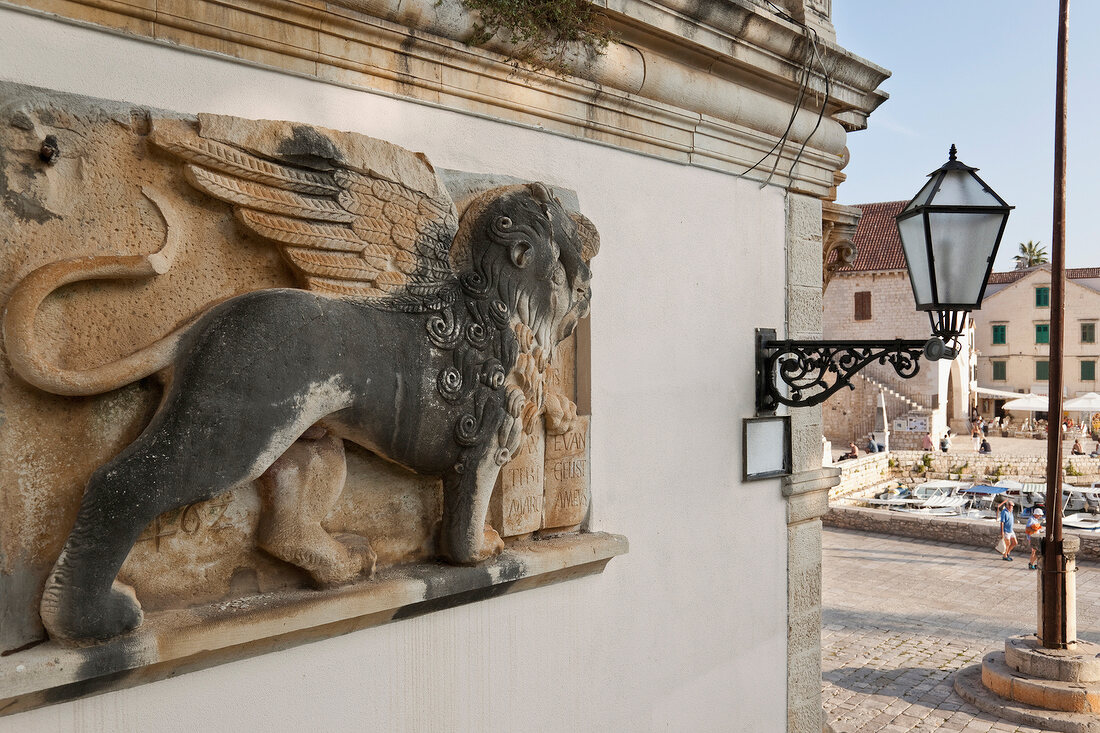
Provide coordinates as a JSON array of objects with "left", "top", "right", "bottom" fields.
[
  {"left": 896, "top": 145, "right": 1013, "bottom": 356},
  {"left": 755, "top": 146, "right": 1012, "bottom": 413}
]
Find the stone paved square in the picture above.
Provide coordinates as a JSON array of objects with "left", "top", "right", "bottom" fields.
[{"left": 823, "top": 527, "right": 1100, "bottom": 732}]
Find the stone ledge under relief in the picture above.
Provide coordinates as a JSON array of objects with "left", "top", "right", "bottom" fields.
[{"left": 0, "top": 532, "right": 627, "bottom": 717}]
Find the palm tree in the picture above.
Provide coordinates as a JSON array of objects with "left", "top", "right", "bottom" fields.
[{"left": 1014, "top": 240, "right": 1049, "bottom": 269}]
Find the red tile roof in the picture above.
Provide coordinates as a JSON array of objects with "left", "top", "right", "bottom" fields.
[
  {"left": 841, "top": 201, "right": 907, "bottom": 272},
  {"left": 987, "top": 266, "right": 1100, "bottom": 285}
]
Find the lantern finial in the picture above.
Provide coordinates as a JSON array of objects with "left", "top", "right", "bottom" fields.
[{"left": 949, "top": 144, "right": 958, "bottom": 162}]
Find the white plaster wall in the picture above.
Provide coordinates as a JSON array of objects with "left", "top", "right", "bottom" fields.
[{"left": 0, "top": 7, "right": 790, "bottom": 732}]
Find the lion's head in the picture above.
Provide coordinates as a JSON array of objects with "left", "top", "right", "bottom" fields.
[{"left": 452, "top": 183, "right": 597, "bottom": 356}]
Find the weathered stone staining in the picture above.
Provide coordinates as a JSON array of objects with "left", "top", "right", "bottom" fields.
[{"left": 0, "top": 81, "right": 622, "bottom": 692}]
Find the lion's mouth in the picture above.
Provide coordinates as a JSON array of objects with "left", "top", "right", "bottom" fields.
[{"left": 554, "top": 295, "right": 590, "bottom": 344}]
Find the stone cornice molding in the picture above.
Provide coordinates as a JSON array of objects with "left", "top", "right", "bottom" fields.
[
  {"left": 331, "top": 1, "right": 888, "bottom": 129},
  {"left": 0, "top": 0, "right": 889, "bottom": 196}
]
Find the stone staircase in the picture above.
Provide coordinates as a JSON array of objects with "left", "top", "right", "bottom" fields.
[
  {"left": 852, "top": 373, "right": 933, "bottom": 450},
  {"left": 823, "top": 367, "right": 936, "bottom": 451},
  {"left": 855, "top": 371, "right": 930, "bottom": 413}
]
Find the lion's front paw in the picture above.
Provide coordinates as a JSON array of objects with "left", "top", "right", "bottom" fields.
[
  {"left": 441, "top": 524, "right": 505, "bottom": 565},
  {"left": 482, "top": 524, "right": 505, "bottom": 558},
  {"left": 544, "top": 392, "right": 578, "bottom": 435}
]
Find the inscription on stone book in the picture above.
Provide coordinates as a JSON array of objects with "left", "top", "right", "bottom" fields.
[
  {"left": 491, "top": 420, "right": 546, "bottom": 536},
  {"left": 543, "top": 416, "right": 591, "bottom": 529}
]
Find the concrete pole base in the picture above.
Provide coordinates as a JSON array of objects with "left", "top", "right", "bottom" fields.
[{"left": 953, "top": 636, "right": 1100, "bottom": 732}]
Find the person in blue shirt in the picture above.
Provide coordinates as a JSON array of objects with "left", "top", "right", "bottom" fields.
[{"left": 999, "top": 500, "right": 1018, "bottom": 561}]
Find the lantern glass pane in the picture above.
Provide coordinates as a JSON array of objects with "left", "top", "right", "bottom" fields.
[
  {"left": 898, "top": 215, "right": 934, "bottom": 307},
  {"left": 930, "top": 169, "right": 1003, "bottom": 207},
  {"left": 902, "top": 176, "right": 938, "bottom": 212},
  {"left": 927, "top": 211, "right": 1004, "bottom": 306}
]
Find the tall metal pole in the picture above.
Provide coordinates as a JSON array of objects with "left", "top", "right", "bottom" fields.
[{"left": 1042, "top": 0, "right": 1071, "bottom": 650}]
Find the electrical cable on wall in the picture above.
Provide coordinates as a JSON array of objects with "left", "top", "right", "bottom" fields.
[{"left": 739, "top": 1, "right": 832, "bottom": 189}]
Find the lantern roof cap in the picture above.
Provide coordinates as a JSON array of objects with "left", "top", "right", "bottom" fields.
[
  {"left": 932, "top": 144, "right": 978, "bottom": 174},
  {"left": 900, "top": 145, "right": 1012, "bottom": 215}
]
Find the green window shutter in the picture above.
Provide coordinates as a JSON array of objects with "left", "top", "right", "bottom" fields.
[
  {"left": 1084, "top": 361, "right": 1096, "bottom": 381},
  {"left": 1083, "top": 322, "right": 1096, "bottom": 344},
  {"left": 1036, "top": 287, "right": 1050, "bottom": 307},
  {"left": 992, "top": 361, "right": 1007, "bottom": 381},
  {"left": 1036, "top": 323, "right": 1050, "bottom": 344},
  {"left": 1037, "top": 360, "right": 1049, "bottom": 380},
  {"left": 992, "top": 325, "right": 1006, "bottom": 344}
]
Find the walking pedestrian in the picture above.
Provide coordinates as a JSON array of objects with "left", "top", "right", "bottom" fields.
[
  {"left": 921, "top": 432, "right": 934, "bottom": 451},
  {"left": 999, "top": 500, "right": 1018, "bottom": 561},
  {"left": 971, "top": 424, "right": 981, "bottom": 451},
  {"left": 1026, "top": 508, "right": 1044, "bottom": 569}
]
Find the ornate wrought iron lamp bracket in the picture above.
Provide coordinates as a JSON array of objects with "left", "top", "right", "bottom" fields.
[{"left": 755, "top": 328, "right": 935, "bottom": 414}]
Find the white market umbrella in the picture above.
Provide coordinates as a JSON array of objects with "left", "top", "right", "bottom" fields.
[
  {"left": 1002, "top": 393, "right": 1050, "bottom": 432},
  {"left": 1064, "top": 393, "right": 1100, "bottom": 411},
  {"left": 1003, "top": 394, "right": 1050, "bottom": 411},
  {"left": 1064, "top": 393, "right": 1100, "bottom": 437}
]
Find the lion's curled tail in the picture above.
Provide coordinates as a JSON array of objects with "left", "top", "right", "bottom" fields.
[{"left": 2, "top": 187, "right": 189, "bottom": 396}]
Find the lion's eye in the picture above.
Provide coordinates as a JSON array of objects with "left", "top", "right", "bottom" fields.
[{"left": 551, "top": 266, "right": 566, "bottom": 285}]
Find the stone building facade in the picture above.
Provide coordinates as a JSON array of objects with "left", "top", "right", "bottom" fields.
[
  {"left": 974, "top": 265, "right": 1100, "bottom": 415},
  {"left": 0, "top": 1, "right": 887, "bottom": 731},
  {"left": 823, "top": 201, "right": 975, "bottom": 449}
]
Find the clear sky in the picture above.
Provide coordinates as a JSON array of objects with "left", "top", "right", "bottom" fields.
[{"left": 831, "top": 1, "right": 1100, "bottom": 271}]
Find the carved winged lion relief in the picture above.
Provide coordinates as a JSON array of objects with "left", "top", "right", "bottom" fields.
[{"left": 2, "top": 113, "right": 598, "bottom": 644}]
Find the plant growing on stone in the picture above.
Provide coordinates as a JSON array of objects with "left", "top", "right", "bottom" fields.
[
  {"left": 460, "top": 0, "right": 612, "bottom": 74},
  {"left": 1066, "top": 461, "right": 1083, "bottom": 477}
]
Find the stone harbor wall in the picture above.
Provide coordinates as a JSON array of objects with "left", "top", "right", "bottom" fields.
[
  {"left": 832, "top": 450, "right": 1100, "bottom": 496},
  {"left": 890, "top": 450, "right": 1100, "bottom": 485},
  {"left": 833, "top": 452, "right": 893, "bottom": 497},
  {"left": 824, "top": 505, "right": 1100, "bottom": 563}
]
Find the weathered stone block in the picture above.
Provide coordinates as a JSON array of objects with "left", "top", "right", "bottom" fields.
[
  {"left": 490, "top": 420, "right": 546, "bottom": 537},
  {"left": 787, "top": 489, "right": 829, "bottom": 525},
  {"left": 787, "top": 193, "right": 823, "bottom": 244},
  {"left": 542, "top": 416, "right": 591, "bottom": 530},
  {"left": 788, "top": 284, "right": 823, "bottom": 338},
  {"left": 791, "top": 412, "right": 825, "bottom": 474}
]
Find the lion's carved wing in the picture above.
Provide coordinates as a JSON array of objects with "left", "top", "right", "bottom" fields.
[{"left": 151, "top": 115, "right": 459, "bottom": 305}]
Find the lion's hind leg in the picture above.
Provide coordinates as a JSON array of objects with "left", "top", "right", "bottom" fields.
[{"left": 257, "top": 427, "right": 376, "bottom": 586}]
